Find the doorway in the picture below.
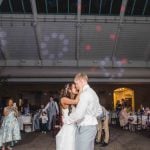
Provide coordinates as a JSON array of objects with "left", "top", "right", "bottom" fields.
[{"left": 113, "top": 88, "right": 135, "bottom": 111}]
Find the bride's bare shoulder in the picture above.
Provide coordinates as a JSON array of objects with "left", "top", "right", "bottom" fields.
[{"left": 60, "top": 97, "right": 69, "bottom": 107}]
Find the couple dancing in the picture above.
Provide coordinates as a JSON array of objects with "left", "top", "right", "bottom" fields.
[{"left": 56, "top": 73, "right": 102, "bottom": 150}]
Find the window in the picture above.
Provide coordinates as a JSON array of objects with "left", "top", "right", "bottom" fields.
[
  {"left": 0, "top": 0, "right": 149, "bottom": 16},
  {"left": 11, "top": 0, "right": 24, "bottom": 13},
  {"left": 36, "top": 0, "right": 46, "bottom": 13},
  {"left": 111, "top": 0, "right": 122, "bottom": 15},
  {"left": 133, "top": 0, "right": 146, "bottom": 15},
  {"left": 81, "top": 0, "right": 90, "bottom": 14},
  {"left": 90, "top": 0, "right": 100, "bottom": 14},
  {"left": 144, "top": 0, "right": 150, "bottom": 16},
  {"left": 47, "top": 0, "right": 57, "bottom": 13},
  {"left": 22, "top": 0, "right": 32, "bottom": 13},
  {"left": 125, "top": 0, "right": 135, "bottom": 15},
  {"left": 69, "top": 0, "right": 77, "bottom": 14},
  {"left": 0, "top": 0, "right": 11, "bottom": 13},
  {"left": 58, "top": 0, "right": 68, "bottom": 13},
  {"left": 101, "top": 0, "right": 112, "bottom": 15}
]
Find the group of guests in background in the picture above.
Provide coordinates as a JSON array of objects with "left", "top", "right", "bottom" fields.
[
  {"left": 0, "top": 93, "right": 150, "bottom": 149},
  {"left": 138, "top": 104, "right": 150, "bottom": 115},
  {"left": 115, "top": 99, "right": 150, "bottom": 129},
  {"left": 0, "top": 95, "right": 60, "bottom": 150},
  {"left": 0, "top": 85, "right": 111, "bottom": 150},
  {"left": 116, "top": 99, "right": 131, "bottom": 115},
  {"left": 115, "top": 99, "right": 130, "bottom": 128},
  {"left": 0, "top": 98, "right": 21, "bottom": 150}
]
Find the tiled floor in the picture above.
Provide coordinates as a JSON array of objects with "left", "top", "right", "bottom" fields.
[{"left": 14, "top": 127, "right": 150, "bottom": 150}]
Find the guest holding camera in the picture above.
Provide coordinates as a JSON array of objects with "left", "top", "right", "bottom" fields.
[{"left": 0, "top": 98, "right": 21, "bottom": 150}]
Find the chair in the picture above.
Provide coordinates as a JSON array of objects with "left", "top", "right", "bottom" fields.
[
  {"left": 23, "top": 122, "right": 33, "bottom": 132},
  {"left": 22, "top": 115, "right": 33, "bottom": 132},
  {"left": 129, "top": 114, "right": 142, "bottom": 132},
  {"left": 110, "top": 111, "right": 118, "bottom": 125},
  {"left": 146, "top": 114, "right": 150, "bottom": 130}
]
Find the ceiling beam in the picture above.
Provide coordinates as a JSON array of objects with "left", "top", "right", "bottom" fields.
[
  {"left": 0, "top": 30, "right": 8, "bottom": 63},
  {"left": 111, "top": 0, "right": 128, "bottom": 65},
  {"left": 76, "top": 0, "right": 82, "bottom": 66},
  {"left": 0, "top": 67, "right": 150, "bottom": 78},
  {"left": 30, "top": 0, "right": 42, "bottom": 63},
  {"left": 0, "top": 60, "right": 148, "bottom": 67},
  {"left": 0, "top": 43, "right": 6, "bottom": 60},
  {"left": 0, "top": 0, "right": 3, "bottom": 6},
  {"left": 0, "top": 0, "right": 5, "bottom": 60},
  {"left": 145, "top": 41, "right": 150, "bottom": 63},
  {"left": 6, "top": 77, "right": 150, "bottom": 83}
]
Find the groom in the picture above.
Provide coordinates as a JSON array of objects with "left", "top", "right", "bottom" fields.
[{"left": 65, "top": 73, "right": 102, "bottom": 150}]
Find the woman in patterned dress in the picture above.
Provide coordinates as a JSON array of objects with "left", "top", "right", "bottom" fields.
[{"left": 0, "top": 98, "right": 21, "bottom": 150}]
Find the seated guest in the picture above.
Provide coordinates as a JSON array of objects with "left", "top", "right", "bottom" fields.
[
  {"left": 39, "top": 105, "right": 45, "bottom": 131},
  {"left": 32, "top": 105, "right": 45, "bottom": 131},
  {"left": 0, "top": 98, "right": 21, "bottom": 150},
  {"left": 119, "top": 106, "right": 129, "bottom": 128},
  {"left": 139, "top": 104, "right": 145, "bottom": 114},
  {"left": 144, "top": 107, "right": 150, "bottom": 115},
  {"left": 32, "top": 110, "right": 40, "bottom": 131}
]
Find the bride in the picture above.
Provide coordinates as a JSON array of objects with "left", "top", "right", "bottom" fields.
[{"left": 56, "top": 83, "right": 79, "bottom": 150}]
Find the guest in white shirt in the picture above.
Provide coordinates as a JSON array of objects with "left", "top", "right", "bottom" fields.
[{"left": 65, "top": 73, "right": 102, "bottom": 150}]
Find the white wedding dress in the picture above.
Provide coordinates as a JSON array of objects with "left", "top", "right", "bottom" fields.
[{"left": 56, "top": 108, "right": 76, "bottom": 150}]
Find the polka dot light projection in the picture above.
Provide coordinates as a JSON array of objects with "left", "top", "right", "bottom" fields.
[{"left": 40, "top": 32, "right": 70, "bottom": 60}]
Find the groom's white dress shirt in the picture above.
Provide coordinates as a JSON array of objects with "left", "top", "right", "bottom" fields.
[{"left": 66, "top": 84, "right": 102, "bottom": 126}]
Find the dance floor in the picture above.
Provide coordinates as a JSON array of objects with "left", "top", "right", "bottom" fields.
[{"left": 15, "top": 127, "right": 150, "bottom": 150}]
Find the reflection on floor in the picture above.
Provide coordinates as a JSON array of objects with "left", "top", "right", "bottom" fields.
[{"left": 15, "top": 127, "right": 150, "bottom": 150}]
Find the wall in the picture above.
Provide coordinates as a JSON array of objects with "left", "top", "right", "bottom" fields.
[{"left": 0, "top": 83, "right": 150, "bottom": 111}]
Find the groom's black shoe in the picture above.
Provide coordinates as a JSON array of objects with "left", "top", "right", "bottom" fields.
[
  {"left": 95, "top": 141, "right": 100, "bottom": 144},
  {"left": 100, "top": 142, "right": 108, "bottom": 147}
]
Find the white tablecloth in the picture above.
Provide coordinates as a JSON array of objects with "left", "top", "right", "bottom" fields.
[
  {"left": 128, "top": 115, "right": 148, "bottom": 125},
  {"left": 18, "top": 115, "right": 32, "bottom": 132}
]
